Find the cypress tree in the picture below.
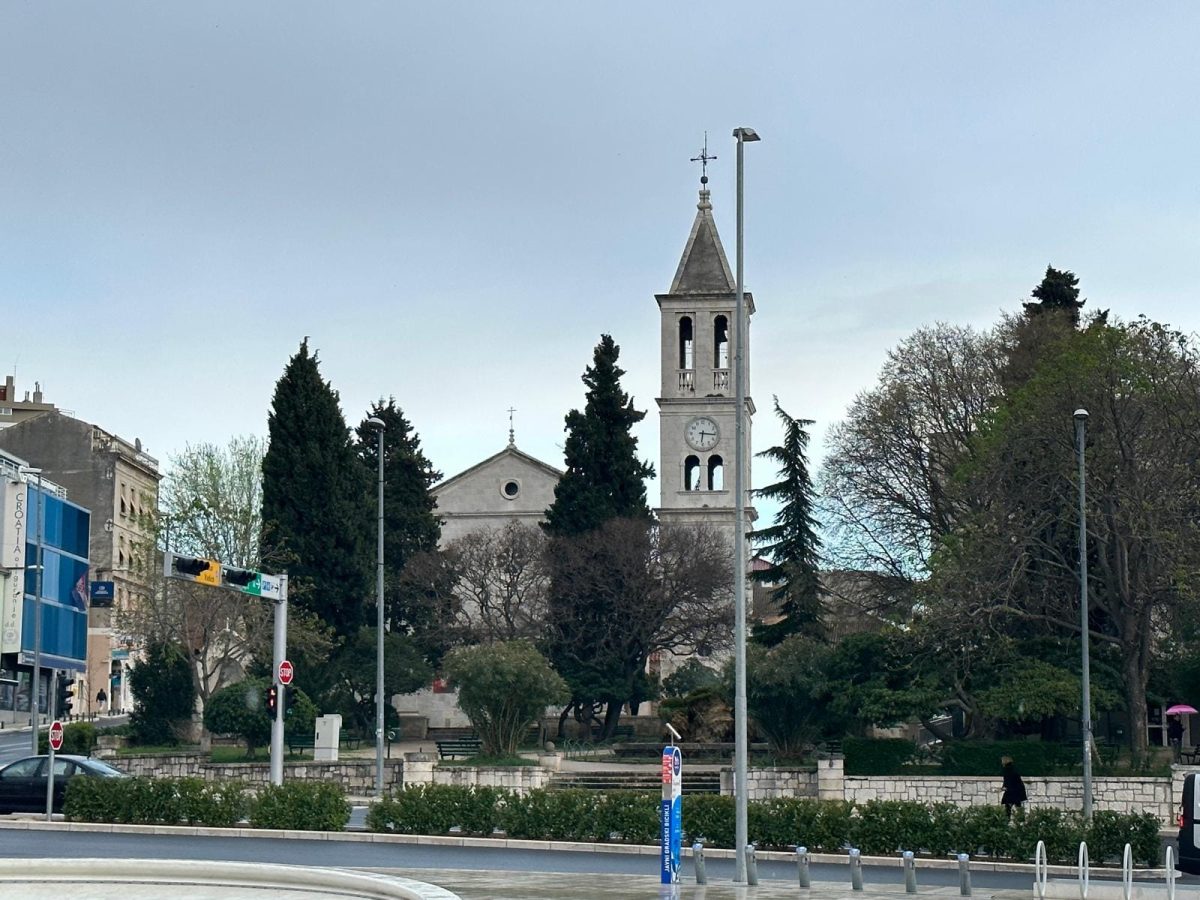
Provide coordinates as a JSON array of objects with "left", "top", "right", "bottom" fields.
[
  {"left": 1022, "top": 266, "right": 1085, "bottom": 326},
  {"left": 261, "top": 339, "right": 370, "bottom": 636},
  {"left": 353, "top": 397, "right": 442, "bottom": 634},
  {"left": 751, "top": 398, "right": 824, "bottom": 646},
  {"left": 543, "top": 334, "right": 654, "bottom": 536}
]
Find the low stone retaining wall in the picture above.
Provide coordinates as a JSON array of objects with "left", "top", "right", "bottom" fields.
[
  {"left": 402, "top": 753, "right": 552, "bottom": 794},
  {"left": 115, "top": 753, "right": 404, "bottom": 794}
]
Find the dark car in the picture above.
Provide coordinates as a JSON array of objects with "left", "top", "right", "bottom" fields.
[{"left": 0, "top": 754, "right": 127, "bottom": 814}]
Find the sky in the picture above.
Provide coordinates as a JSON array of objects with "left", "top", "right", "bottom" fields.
[{"left": 2, "top": 3, "right": 1197, "bottom": 508}]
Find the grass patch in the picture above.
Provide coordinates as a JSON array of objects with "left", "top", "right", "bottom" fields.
[
  {"left": 438, "top": 755, "right": 538, "bottom": 767},
  {"left": 208, "top": 746, "right": 308, "bottom": 763},
  {"left": 115, "top": 744, "right": 200, "bottom": 756}
]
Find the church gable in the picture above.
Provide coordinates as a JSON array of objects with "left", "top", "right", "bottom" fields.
[{"left": 432, "top": 445, "right": 562, "bottom": 545}]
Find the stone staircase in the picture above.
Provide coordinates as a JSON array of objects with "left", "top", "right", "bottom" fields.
[{"left": 549, "top": 771, "right": 722, "bottom": 794}]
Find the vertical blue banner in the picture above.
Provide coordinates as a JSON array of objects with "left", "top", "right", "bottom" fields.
[{"left": 661, "top": 745, "right": 683, "bottom": 884}]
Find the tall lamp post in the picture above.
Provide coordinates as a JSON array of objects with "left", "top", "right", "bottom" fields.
[
  {"left": 19, "top": 467, "right": 45, "bottom": 754},
  {"left": 732, "top": 125, "right": 760, "bottom": 883},
  {"left": 1074, "top": 409, "right": 1093, "bottom": 820},
  {"left": 367, "top": 416, "right": 386, "bottom": 798}
]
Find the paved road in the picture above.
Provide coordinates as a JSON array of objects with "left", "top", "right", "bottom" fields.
[
  {"left": 0, "top": 828, "right": 1047, "bottom": 890},
  {"left": 0, "top": 727, "right": 36, "bottom": 766}
]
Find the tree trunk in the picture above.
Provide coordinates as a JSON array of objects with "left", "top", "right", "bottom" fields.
[
  {"left": 1123, "top": 641, "right": 1150, "bottom": 758},
  {"left": 598, "top": 700, "right": 622, "bottom": 741}
]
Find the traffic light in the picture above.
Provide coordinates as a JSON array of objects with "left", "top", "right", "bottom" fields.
[
  {"left": 221, "top": 565, "right": 262, "bottom": 595},
  {"left": 57, "top": 677, "right": 74, "bottom": 719},
  {"left": 266, "top": 685, "right": 278, "bottom": 715},
  {"left": 165, "top": 552, "right": 220, "bottom": 586}
]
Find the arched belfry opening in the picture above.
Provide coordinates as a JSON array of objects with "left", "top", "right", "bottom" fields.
[
  {"left": 714, "top": 315, "right": 729, "bottom": 369},
  {"left": 707, "top": 455, "right": 724, "bottom": 491},
  {"left": 684, "top": 455, "right": 701, "bottom": 491},
  {"left": 679, "top": 316, "right": 694, "bottom": 370}
]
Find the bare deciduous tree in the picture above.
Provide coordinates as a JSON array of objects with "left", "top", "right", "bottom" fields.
[{"left": 448, "top": 522, "right": 550, "bottom": 643}]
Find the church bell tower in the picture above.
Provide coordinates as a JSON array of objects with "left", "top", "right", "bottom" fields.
[{"left": 656, "top": 165, "right": 754, "bottom": 531}]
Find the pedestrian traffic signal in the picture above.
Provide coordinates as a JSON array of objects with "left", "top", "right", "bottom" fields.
[
  {"left": 165, "top": 552, "right": 220, "bottom": 586},
  {"left": 267, "top": 685, "right": 278, "bottom": 715}
]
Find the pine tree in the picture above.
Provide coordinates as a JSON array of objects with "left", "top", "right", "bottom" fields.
[
  {"left": 353, "top": 397, "right": 442, "bottom": 634},
  {"left": 1022, "top": 266, "right": 1085, "bottom": 326},
  {"left": 261, "top": 339, "right": 370, "bottom": 636},
  {"left": 543, "top": 334, "right": 654, "bottom": 536},
  {"left": 751, "top": 398, "right": 824, "bottom": 646}
]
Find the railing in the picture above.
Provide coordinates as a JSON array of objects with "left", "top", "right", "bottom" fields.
[
  {"left": 678, "top": 370, "right": 694, "bottom": 393},
  {"left": 713, "top": 369, "right": 730, "bottom": 393}
]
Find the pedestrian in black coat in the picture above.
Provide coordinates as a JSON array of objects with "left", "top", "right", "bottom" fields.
[{"left": 1001, "top": 756, "right": 1027, "bottom": 819}]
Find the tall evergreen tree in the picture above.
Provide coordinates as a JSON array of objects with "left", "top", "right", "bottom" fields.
[
  {"left": 543, "top": 334, "right": 654, "bottom": 536},
  {"left": 751, "top": 398, "right": 824, "bottom": 646},
  {"left": 353, "top": 397, "right": 442, "bottom": 635},
  {"left": 261, "top": 339, "right": 370, "bottom": 636},
  {"left": 1022, "top": 266, "right": 1085, "bottom": 325}
]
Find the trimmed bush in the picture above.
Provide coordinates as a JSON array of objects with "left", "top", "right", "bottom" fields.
[
  {"left": 250, "top": 782, "right": 349, "bottom": 832},
  {"left": 63, "top": 776, "right": 248, "bottom": 827},
  {"left": 939, "top": 741, "right": 1078, "bottom": 776},
  {"left": 843, "top": 737, "right": 919, "bottom": 775},
  {"left": 38, "top": 722, "right": 96, "bottom": 756}
]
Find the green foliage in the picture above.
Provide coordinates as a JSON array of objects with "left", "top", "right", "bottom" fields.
[
  {"left": 327, "top": 627, "right": 431, "bottom": 735},
  {"left": 543, "top": 334, "right": 654, "bottom": 537},
  {"left": 39, "top": 721, "right": 96, "bottom": 755},
  {"left": 261, "top": 338, "right": 370, "bottom": 636},
  {"left": 443, "top": 641, "right": 568, "bottom": 756},
  {"left": 751, "top": 399, "right": 824, "bottom": 645},
  {"left": 1022, "top": 266, "right": 1085, "bottom": 325},
  {"left": 128, "top": 641, "right": 197, "bottom": 746},
  {"left": 741, "top": 635, "right": 844, "bottom": 756},
  {"left": 659, "top": 685, "right": 732, "bottom": 743},
  {"left": 63, "top": 776, "right": 248, "bottom": 827},
  {"left": 939, "top": 741, "right": 1079, "bottom": 775},
  {"left": 825, "top": 630, "right": 945, "bottom": 729},
  {"left": 662, "top": 659, "right": 721, "bottom": 698},
  {"left": 203, "top": 678, "right": 271, "bottom": 756},
  {"left": 249, "top": 782, "right": 349, "bottom": 831},
  {"left": 843, "top": 737, "right": 919, "bottom": 775},
  {"left": 283, "top": 685, "right": 318, "bottom": 745}
]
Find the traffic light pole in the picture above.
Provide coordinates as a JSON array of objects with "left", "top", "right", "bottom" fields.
[{"left": 269, "top": 575, "right": 288, "bottom": 788}]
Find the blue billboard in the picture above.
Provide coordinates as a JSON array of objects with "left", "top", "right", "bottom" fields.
[{"left": 19, "top": 488, "right": 90, "bottom": 671}]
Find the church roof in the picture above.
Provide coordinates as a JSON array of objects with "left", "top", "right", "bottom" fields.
[
  {"left": 431, "top": 442, "right": 563, "bottom": 495},
  {"left": 668, "top": 189, "right": 736, "bottom": 294}
]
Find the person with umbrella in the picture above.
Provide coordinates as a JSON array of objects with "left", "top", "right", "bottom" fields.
[{"left": 1168, "top": 704, "right": 1198, "bottom": 762}]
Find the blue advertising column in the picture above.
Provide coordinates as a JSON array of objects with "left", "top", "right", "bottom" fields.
[{"left": 661, "top": 744, "right": 683, "bottom": 884}]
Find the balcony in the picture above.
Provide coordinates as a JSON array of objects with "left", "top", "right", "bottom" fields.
[
  {"left": 677, "top": 370, "right": 695, "bottom": 393},
  {"left": 712, "top": 369, "right": 730, "bottom": 393}
]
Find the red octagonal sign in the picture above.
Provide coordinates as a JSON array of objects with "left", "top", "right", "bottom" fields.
[
  {"left": 277, "top": 660, "right": 294, "bottom": 686},
  {"left": 49, "top": 720, "right": 64, "bottom": 752}
]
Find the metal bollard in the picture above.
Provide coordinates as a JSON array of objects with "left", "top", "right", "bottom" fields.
[
  {"left": 692, "top": 841, "right": 707, "bottom": 885},
  {"left": 796, "top": 846, "right": 811, "bottom": 889},
  {"left": 745, "top": 843, "right": 759, "bottom": 886},
  {"left": 850, "top": 848, "right": 864, "bottom": 892},
  {"left": 958, "top": 852, "right": 972, "bottom": 897},
  {"left": 903, "top": 850, "right": 917, "bottom": 894}
]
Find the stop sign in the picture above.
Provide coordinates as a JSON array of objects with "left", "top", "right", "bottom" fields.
[
  {"left": 48, "top": 720, "right": 64, "bottom": 752},
  {"left": 277, "top": 660, "right": 294, "bottom": 686}
]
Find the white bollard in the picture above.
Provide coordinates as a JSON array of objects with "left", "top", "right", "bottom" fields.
[
  {"left": 796, "top": 846, "right": 811, "bottom": 889},
  {"left": 692, "top": 841, "right": 706, "bottom": 885},
  {"left": 1035, "top": 840, "right": 1048, "bottom": 900},
  {"left": 1122, "top": 843, "right": 1133, "bottom": 900},
  {"left": 1078, "top": 841, "right": 1090, "bottom": 900},
  {"left": 958, "top": 852, "right": 972, "bottom": 897},
  {"left": 744, "top": 843, "right": 759, "bottom": 886},
  {"left": 850, "top": 848, "right": 864, "bottom": 892},
  {"left": 903, "top": 850, "right": 917, "bottom": 894},
  {"left": 1167, "top": 845, "right": 1176, "bottom": 900}
]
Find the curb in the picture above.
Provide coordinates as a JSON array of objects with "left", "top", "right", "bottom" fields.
[{"left": 0, "top": 819, "right": 1165, "bottom": 877}]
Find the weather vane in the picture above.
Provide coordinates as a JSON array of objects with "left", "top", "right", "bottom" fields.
[{"left": 690, "top": 132, "right": 716, "bottom": 187}]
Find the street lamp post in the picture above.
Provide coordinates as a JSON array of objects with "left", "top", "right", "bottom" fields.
[
  {"left": 732, "top": 125, "right": 760, "bottom": 883},
  {"left": 20, "top": 468, "right": 45, "bottom": 754},
  {"left": 1074, "top": 409, "right": 1093, "bottom": 820},
  {"left": 367, "top": 416, "right": 386, "bottom": 799}
]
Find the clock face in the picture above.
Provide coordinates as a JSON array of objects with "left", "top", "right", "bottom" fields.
[{"left": 685, "top": 417, "right": 720, "bottom": 451}]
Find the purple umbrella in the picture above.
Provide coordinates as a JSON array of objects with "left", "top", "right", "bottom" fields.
[{"left": 1167, "top": 704, "right": 1198, "bottom": 715}]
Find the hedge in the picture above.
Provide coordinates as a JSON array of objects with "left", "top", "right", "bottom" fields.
[
  {"left": 63, "top": 777, "right": 348, "bottom": 832},
  {"left": 844, "top": 737, "right": 920, "bottom": 775},
  {"left": 38, "top": 722, "right": 97, "bottom": 756},
  {"left": 365, "top": 788, "right": 1160, "bottom": 865}
]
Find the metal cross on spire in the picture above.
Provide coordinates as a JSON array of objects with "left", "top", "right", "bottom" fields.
[
  {"left": 690, "top": 132, "right": 717, "bottom": 187},
  {"left": 507, "top": 407, "right": 516, "bottom": 445}
]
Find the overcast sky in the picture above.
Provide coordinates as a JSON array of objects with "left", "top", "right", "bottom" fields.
[{"left": 2, "top": 3, "right": 1197, "bottom": 506}]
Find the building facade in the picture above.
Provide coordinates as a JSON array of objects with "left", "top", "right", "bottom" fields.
[
  {"left": 0, "top": 376, "right": 57, "bottom": 431},
  {"left": 0, "top": 451, "right": 90, "bottom": 727},
  {"left": 0, "top": 411, "right": 160, "bottom": 715}
]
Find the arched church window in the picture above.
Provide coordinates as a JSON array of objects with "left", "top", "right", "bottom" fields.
[
  {"left": 679, "top": 317, "right": 694, "bottom": 370},
  {"left": 684, "top": 455, "right": 700, "bottom": 491},
  {"left": 714, "top": 315, "right": 729, "bottom": 369},
  {"left": 708, "top": 455, "right": 724, "bottom": 491}
]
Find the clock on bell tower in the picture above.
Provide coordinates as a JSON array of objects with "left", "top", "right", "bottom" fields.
[{"left": 655, "top": 179, "right": 755, "bottom": 533}]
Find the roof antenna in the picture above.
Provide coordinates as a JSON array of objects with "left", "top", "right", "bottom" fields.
[{"left": 507, "top": 407, "right": 516, "bottom": 446}]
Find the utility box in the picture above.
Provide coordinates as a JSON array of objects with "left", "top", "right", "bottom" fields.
[{"left": 314, "top": 714, "right": 341, "bottom": 762}]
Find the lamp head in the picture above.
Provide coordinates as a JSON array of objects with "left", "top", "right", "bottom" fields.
[
  {"left": 733, "top": 127, "right": 761, "bottom": 143},
  {"left": 366, "top": 416, "right": 386, "bottom": 430},
  {"left": 1073, "top": 409, "right": 1089, "bottom": 422}
]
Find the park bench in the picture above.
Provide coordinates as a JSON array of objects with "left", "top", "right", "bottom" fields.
[
  {"left": 287, "top": 734, "right": 316, "bottom": 755},
  {"left": 435, "top": 736, "right": 483, "bottom": 759}
]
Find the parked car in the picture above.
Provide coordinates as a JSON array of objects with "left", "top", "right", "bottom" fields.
[{"left": 0, "top": 754, "right": 127, "bottom": 814}]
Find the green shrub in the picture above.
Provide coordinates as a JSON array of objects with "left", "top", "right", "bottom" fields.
[
  {"left": 38, "top": 722, "right": 97, "bottom": 755},
  {"left": 939, "top": 741, "right": 1077, "bottom": 776},
  {"left": 855, "top": 800, "right": 933, "bottom": 855},
  {"left": 250, "top": 782, "right": 349, "bottom": 831},
  {"left": 680, "top": 794, "right": 733, "bottom": 847},
  {"left": 366, "top": 784, "right": 501, "bottom": 836},
  {"left": 63, "top": 776, "right": 248, "bottom": 827},
  {"left": 843, "top": 738, "right": 918, "bottom": 775}
]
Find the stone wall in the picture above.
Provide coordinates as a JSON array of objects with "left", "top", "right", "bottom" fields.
[
  {"left": 402, "top": 753, "right": 552, "bottom": 794},
  {"left": 720, "top": 755, "right": 1182, "bottom": 824},
  {"left": 115, "top": 753, "right": 404, "bottom": 794}
]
